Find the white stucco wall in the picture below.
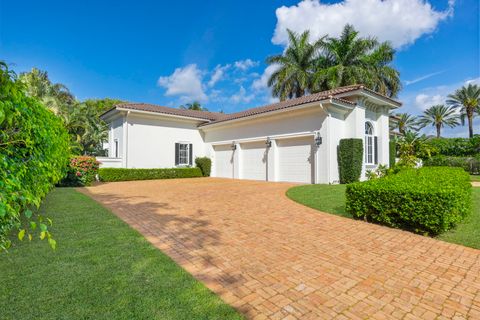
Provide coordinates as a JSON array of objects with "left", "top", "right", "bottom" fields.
[
  {"left": 109, "top": 116, "right": 124, "bottom": 159},
  {"left": 125, "top": 113, "right": 206, "bottom": 168}
]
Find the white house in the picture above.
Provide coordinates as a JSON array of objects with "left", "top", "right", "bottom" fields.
[{"left": 99, "top": 85, "right": 401, "bottom": 184}]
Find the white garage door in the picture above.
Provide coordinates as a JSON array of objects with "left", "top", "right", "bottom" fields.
[
  {"left": 241, "top": 141, "right": 267, "bottom": 181},
  {"left": 277, "top": 136, "right": 314, "bottom": 183},
  {"left": 214, "top": 145, "right": 234, "bottom": 178}
]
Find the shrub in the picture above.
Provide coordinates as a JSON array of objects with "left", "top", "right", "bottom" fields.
[
  {"left": 98, "top": 167, "right": 202, "bottom": 182},
  {"left": 389, "top": 140, "right": 396, "bottom": 168},
  {"left": 346, "top": 167, "right": 471, "bottom": 235},
  {"left": 423, "top": 155, "right": 480, "bottom": 175},
  {"left": 337, "top": 138, "right": 363, "bottom": 184},
  {"left": 59, "top": 156, "right": 100, "bottom": 186},
  {"left": 195, "top": 157, "right": 212, "bottom": 177},
  {"left": 425, "top": 136, "right": 480, "bottom": 157},
  {"left": 0, "top": 62, "right": 70, "bottom": 250}
]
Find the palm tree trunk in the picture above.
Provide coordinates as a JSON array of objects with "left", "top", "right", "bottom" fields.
[
  {"left": 436, "top": 124, "right": 441, "bottom": 138},
  {"left": 468, "top": 113, "right": 474, "bottom": 138}
]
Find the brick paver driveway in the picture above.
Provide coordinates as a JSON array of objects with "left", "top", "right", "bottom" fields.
[{"left": 81, "top": 178, "right": 480, "bottom": 319}]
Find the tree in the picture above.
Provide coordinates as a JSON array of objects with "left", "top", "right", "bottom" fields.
[
  {"left": 418, "top": 105, "right": 460, "bottom": 138},
  {"left": 446, "top": 84, "right": 480, "bottom": 138},
  {"left": 179, "top": 101, "right": 208, "bottom": 111},
  {"left": 267, "top": 29, "right": 322, "bottom": 100},
  {"left": 390, "top": 113, "right": 419, "bottom": 134}
]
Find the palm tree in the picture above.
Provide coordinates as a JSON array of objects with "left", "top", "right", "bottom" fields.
[
  {"left": 312, "top": 25, "right": 400, "bottom": 97},
  {"left": 179, "top": 101, "right": 208, "bottom": 111},
  {"left": 446, "top": 84, "right": 480, "bottom": 138},
  {"left": 418, "top": 105, "right": 460, "bottom": 138},
  {"left": 390, "top": 113, "right": 419, "bottom": 134},
  {"left": 266, "top": 29, "right": 322, "bottom": 100}
]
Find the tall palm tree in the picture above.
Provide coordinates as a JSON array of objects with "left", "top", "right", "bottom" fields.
[
  {"left": 179, "top": 101, "right": 208, "bottom": 111},
  {"left": 418, "top": 105, "right": 460, "bottom": 138},
  {"left": 266, "top": 29, "right": 322, "bottom": 100},
  {"left": 446, "top": 84, "right": 480, "bottom": 138},
  {"left": 312, "top": 25, "right": 401, "bottom": 97},
  {"left": 390, "top": 113, "right": 419, "bottom": 134}
]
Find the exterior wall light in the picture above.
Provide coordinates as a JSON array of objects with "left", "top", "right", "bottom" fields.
[
  {"left": 231, "top": 141, "right": 237, "bottom": 151},
  {"left": 265, "top": 137, "right": 272, "bottom": 148},
  {"left": 314, "top": 132, "right": 322, "bottom": 146}
]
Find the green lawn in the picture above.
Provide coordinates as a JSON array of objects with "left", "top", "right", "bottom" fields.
[
  {"left": 287, "top": 184, "right": 480, "bottom": 249},
  {"left": 471, "top": 175, "right": 480, "bottom": 182},
  {"left": 0, "top": 188, "right": 243, "bottom": 320}
]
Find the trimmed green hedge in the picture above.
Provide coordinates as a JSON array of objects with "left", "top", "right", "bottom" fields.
[
  {"left": 389, "top": 140, "right": 396, "bottom": 168},
  {"left": 423, "top": 155, "right": 480, "bottom": 175},
  {"left": 424, "top": 136, "right": 480, "bottom": 157},
  {"left": 195, "top": 157, "right": 211, "bottom": 177},
  {"left": 338, "top": 138, "right": 363, "bottom": 184},
  {"left": 346, "top": 167, "right": 471, "bottom": 235},
  {"left": 98, "top": 167, "right": 202, "bottom": 182}
]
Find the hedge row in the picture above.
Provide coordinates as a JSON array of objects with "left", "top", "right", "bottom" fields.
[
  {"left": 346, "top": 167, "right": 471, "bottom": 235},
  {"left": 195, "top": 157, "right": 212, "bottom": 177},
  {"left": 425, "top": 136, "right": 480, "bottom": 157},
  {"left": 423, "top": 155, "right": 480, "bottom": 175},
  {"left": 98, "top": 167, "right": 203, "bottom": 182},
  {"left": 338, "top": 138, "right": 363, "bottom": 184}
]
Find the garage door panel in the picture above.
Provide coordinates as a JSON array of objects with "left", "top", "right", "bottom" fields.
[
  {"left": 214, "top": 145, "right": 234, "bottom": 178},
  {"left": 241, "top": 142, "right": 267, "bottom": 181},
  {"left": 277, "top": 137, "right": 314, "bottom": 183}
]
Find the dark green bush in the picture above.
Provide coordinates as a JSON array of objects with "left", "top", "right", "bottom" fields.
[
  {"left": 195, "top": 157, "right": 212, "bottom": 177},
  {"left": 389, "top": 140, "right": 396, "bottom": 168},
  {"left": 0, "top": 62, "right": 70, "bottom": 250},
  {"left": 98, "top": 167, "right": 202, "bottom": 182},
  {"left": 424, "top": 136, "right": 480, "bottom": 157},
  {"left": 346, "top": 167, "right": 471, "bottom": 235},
  {"left": 338, "top": 138, "right": 363, "bottom": 184},
  {"left": 423, "top": 155, "right": 480, "bottom": 175}
]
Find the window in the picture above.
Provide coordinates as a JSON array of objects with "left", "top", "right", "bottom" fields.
[
  {"left": 175, "top": 143, "right": 192, "bottom": 166},
  {"left": 114, "top": 139, "right": 119, "bottom": 158},
  {"left": 365, "top": 122, "right": 374, "bottom": 164}
]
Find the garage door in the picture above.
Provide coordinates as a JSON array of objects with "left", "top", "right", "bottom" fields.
[
  {"left": 214, "top": 145, "right": 234, "bottom": 178},
  {"left": 277, "top": 136, "right": 314, "bottom": 183},
  {"left": 241, "top": 141, "right": 267, "bottom": 181}
]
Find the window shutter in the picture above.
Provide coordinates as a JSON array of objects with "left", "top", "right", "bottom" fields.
[
  {"left": 175, "top": 143, "right": 179, "bottom": 166},
  {"left": 189, "top": 144, "right": 193, "bottom": 166},
  {"left": 374, "top": 137, "right": 378, "bottom": 164}
]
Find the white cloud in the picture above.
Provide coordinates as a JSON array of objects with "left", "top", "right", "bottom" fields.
[
  {"left": 272, "top": 0, "right": 455, "bottom": 49},
  {"left": 415, "top": 93, "right": 445, "bottom": 110},
  {"left": 234, "top": 59, "right": 259, "bottom": 71},
  {"left": 230, "top": 86, "right": 255, "bottom": 104},
  {"left": 157, "top": 64, "right": 207, "bottom": 101},
  {"left": 208, "top": 64, "right": 231, "bottom": 87},
  {"left": 252, "top": 65, "right": 279, "bottom": 91}
]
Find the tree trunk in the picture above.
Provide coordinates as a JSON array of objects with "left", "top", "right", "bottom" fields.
[
  {"left": 468, "top": 113, "right": 474, "bottom": 138},
  {"left": 436, "top": 124, "right": 441, "bottom": 138}
]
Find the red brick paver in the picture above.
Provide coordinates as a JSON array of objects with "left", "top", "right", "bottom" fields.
[{"left": 81, "top": 178, "right": 480, "bottom": 319}]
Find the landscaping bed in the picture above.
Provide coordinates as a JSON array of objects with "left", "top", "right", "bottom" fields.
[{"left": 0, "top": 188, "right": 242, "bottom": 320}]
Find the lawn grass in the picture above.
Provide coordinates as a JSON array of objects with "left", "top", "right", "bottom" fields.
[
  {"left": 287, "top": 184, "right": 480, "bottom": 249},
  {"left": 471, "top": 175, "right": 480, "bottom": 182},
  {"left": 0, "top": 188, "right": 243, "bottom": 320}
]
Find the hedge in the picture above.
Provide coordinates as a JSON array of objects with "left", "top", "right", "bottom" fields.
[
  {"left": 423, "top": 155, "right": 480, "bottom": 175},
  {"left": 0, "top": 62, "right": 70, "bottom": 250},
  {"left": 195, "top": 157, "right": 212, "bottom": 177},
  {"left": 424, "top": 136, "right": 480, "bottom": 157},
  {"left": 389, "top": 140, "right": 396, "bottom": 168},
  {"left": 338, "top": 138, "right": 363, "bottom": 184},
  {"left": 346, "top": 167, "right": 471, "bottom": 235},
  {"left": 98, "top": 167, "right": 203, "bottom": 182}
]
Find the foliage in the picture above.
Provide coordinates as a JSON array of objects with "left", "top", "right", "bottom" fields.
[
  {"left": 447, "top": 84, "right": 480, "bottom": 138},
  {"left": 346, "top": 167, "right": 471, "bottom": 235},
  {"left": 365, "top": 164, "right": 389, "bottom": 180},
  {"left": 83, "top": 98, "right": 125, "bottom": 114},
  {"left": 424, "top": 136, "right": 480, "bottom": 157},
  {"left": 423, "top": 155, "right": 480, "bottom": 175},
  {"left": 395, "top": 131, "right": 434, "bottom": 168},
  {"left": 179, "top": 101, "right": 208, "bottom": 111},
  {"left": 389, "top": 140, "right": 396, "bottom": 168},
  {"left": 267, "top": 24, "right": 401, "bottom": 100},
  {"left": 0, "top": 189, "right": 243, "bottom": 319},
  {"left": 418, "top": 105, "right": 460, "bottom": 138},
  {"left": 59, "top": 156, "right": 100, "bottom": 187},
  {"left": 98, "top": 167, "right": 202, "bottom": 182},
  {"left": 0, "top": 62, "right": 70, "bottom": 250},
  {"left": 390, "top": 113, "right": 419, "bottom": 134},
  {"left": 337, "top": 138, "right": 363, "bottom": 184},
  {"left": 195, "top": 157, "right": 212, "bottom": 177}
]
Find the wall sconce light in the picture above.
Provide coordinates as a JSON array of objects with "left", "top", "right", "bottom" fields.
[
  {"left": 265, "top": 137, "right": 272, "bottom": 148},
  {"left": 231, "top": 141, "right": 237, "bottom": 151},
  {"left": 314, "top": 132, "right": 322, "bottom": 146}
]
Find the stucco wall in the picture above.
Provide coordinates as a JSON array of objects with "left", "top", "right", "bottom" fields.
[{"left": 109, "top": 116, "right": 124, "bottom": 159}]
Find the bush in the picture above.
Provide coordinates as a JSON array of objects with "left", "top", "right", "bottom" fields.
[
  {"left": 389, "top": 140, "right": 396, "bottom": 168},
  {"left": 98, "top": 167, "right": 202, "bottom": 182},
  {"left": 59, "top": 156, "right": 100, "bottom": 186},
  {"left": 346, "top": 167, "right": 471, "bottom": 235},
  {"left": 338, "top": 138, "right": 363, "bottom": 184},
  {"left": 195, "top": 157, "right": 212, "bottom": 177},
  {"left": 423, "top": 155, "right": 480, "bottom": 175},
  {"left": 0, "top": 62, "right": 70, "bottom": 250},
  {"left": 425, "top": 136, "right": 480, "bottom": 157}
]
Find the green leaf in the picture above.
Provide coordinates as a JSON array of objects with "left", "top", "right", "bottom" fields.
[
  {"left": 40, "top": 231, "right": 46, "bottom": 240},
  {"left": 47, "top": 218, "right": 53, "bottom": 226},
  {"left": 24, "top": 209, "right": 33, "bottom": 219},
  {"left": 28, "top": 234, "right": 32, "bottom": 241},
  {"left": 39, "top": 223, "right": 47, "bottom": 232},
  {"left": 48, "top": 238, "right": 57, "bottom": 250},
  {"left": 30, "top": 221, "right": 37, "bottom": 230},
  {"left": 18, "top": 229, "right": 25, "bottom": 241}
]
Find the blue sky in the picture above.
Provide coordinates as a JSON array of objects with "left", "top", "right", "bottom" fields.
[{"left": 1, "top": 0, "right": 479, "bottom": 137}]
